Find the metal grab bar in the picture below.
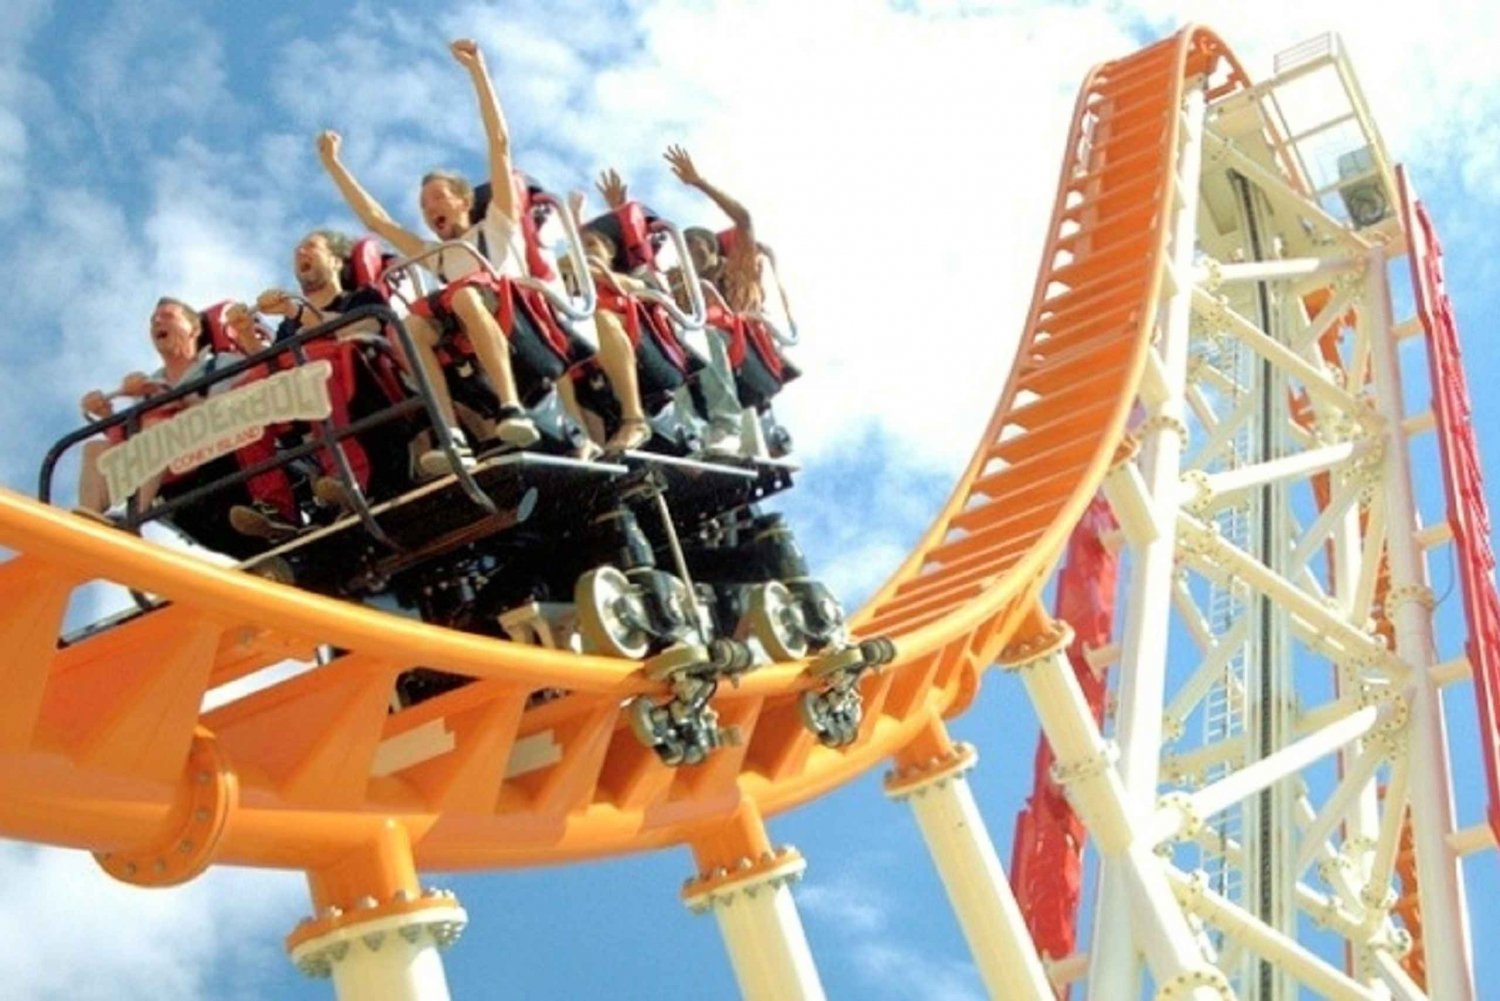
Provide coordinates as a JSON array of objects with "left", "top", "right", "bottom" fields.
[
  {"left": 383, "top": 229, "right": 597, "bottom": 325},
  {"left": 697, "top": 278, "right": 799, "bottom": 351},
  {"left": 41, "top": 303, "right": 498, "bottom": 529},
  {"left": 628, "top": 220, "right": 706, "bottom": 332},
  {"left": 532, "top": 191, "right": 597, "bottom": 321}
]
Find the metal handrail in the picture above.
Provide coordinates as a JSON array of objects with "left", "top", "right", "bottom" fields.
[
  {"left": 383, "top": 233, "right": 597, "bottom": 324},
  {"left": 41, "top": 304, "right": 498, "bottom": 537},
  {"left": 630, "top": 219, "right": 706, "bottom": 331}
]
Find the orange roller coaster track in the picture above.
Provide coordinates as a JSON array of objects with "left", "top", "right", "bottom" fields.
[{"left": 0, "top": 23, "right": 1489, "bottom": 1001}]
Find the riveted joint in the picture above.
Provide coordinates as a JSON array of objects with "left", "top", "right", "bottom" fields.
[
  {"left": 1383, "top": 583, "right": 1436, "bottom": 618},
  {"left": 998, "top": 620, "right": 1074, "bottom": 672},
  {"left": 1156, "top": 790, "right": 1203, "bottom": 841},
  {"left": 1050, "top": 741, "right": 1119, "bottom": 787},
  {"left": 1180, "top": 469, "right": 1213, "bottom": 515}
]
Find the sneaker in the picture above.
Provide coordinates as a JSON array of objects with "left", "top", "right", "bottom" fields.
[
  {"left": 492, "top": 406, "right": 540, "bottom": 448},
  {"left": 229, "top": 501, "right": 298, "bottom": 541},
  {"left": 705, "top": 431, "right": 743, "bottom": 457},
  {"left": 418, "top": 428, "right": 478, "bottom": 479},
  {"left": 313, "top": 476, "right": 356, "bottom": 515}
]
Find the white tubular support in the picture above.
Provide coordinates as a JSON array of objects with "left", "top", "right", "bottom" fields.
[
  {"left": 1364, "top": 246, "right": 1476, "bottom": 998},
  {"left": 1005, "top": 633, "right": 1230, "bottom": 1001},
  {"left": 1191, "top": 287, "right": 1366, "bottom": 417},
  {"left": 1167, "top": 869, "right": 1383, "bottom": 1001},
  {"left": 1198, "top": 255, "right": 1360, "bottom": 287},
  {"left": 1191, "top": 440, "right": 1361, "bottom": 512},
  {"left": 1175, "top": 512, "right": 1398, "bottom": 673},
  {"left": 289, "top": 896, "right": 467, "bottom": 1001},
  {"left": 1151, "top": 706, "right": 1379, "bottom": 845},
  {"left": 1091, "top": 83, "right": 1207, "bottom": 1001},
  {"left": 684, "top": 851, "right": 825, "bottom": 1001},
  {"left": 885, "top": 745, "right": 1054, "bottom": 1000}
]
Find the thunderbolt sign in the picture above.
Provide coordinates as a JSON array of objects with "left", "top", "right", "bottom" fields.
[{"left": 98, "top": 361, "right": 334, "bottom": 507}]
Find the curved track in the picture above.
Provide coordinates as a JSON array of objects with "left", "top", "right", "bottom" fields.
[{"left": 0, "top": 26, "right": 1248, "bottom": 879}]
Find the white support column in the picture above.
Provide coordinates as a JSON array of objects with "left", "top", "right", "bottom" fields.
[
  {"left": 1364, "top": 246, "right": 1476, "bottom": 999},
  {"left": 684, "top": 848, "right": 825, "bottom": 1001},
  {"left": 885, "top": 742, "right": 1055, "bottom": 1000},
  {"left": 1090, "top": 82, "right": 1207, "bottom": 1001},
  {"left": 1005, "top": 625, "right": 1231, "bottom": 1001},
  {"left": 289, "top": 891, "right": 467, "bottom": 1001}
]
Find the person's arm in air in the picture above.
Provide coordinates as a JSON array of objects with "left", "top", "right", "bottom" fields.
[
  {"left": 597, "top": 168, "right": 629, "bottom": 210},
  {"left": 317, "top": 131, "right": 426, "bottom": 259},
  {"left": 451, "top": 39, "right": 516, "bottom": 224},
  {"left": 664, "top": 145, "right": 755, "bottom": 244}
]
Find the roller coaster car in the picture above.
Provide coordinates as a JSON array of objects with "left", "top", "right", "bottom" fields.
[{"left": 43, "top": 219, "right": 882, "bottom": 760}]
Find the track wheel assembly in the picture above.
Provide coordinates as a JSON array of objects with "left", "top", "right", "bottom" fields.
[
  {"left": 627, "top": 639, "right": 753, "bottom": 766},
  {"left": 798, "top": 636, "right": 898, "bottom": 748},
  {"left": 575, "top": 565, "right": 652, "bottom": 659},
  {"left": 741, "top": 580, "right": 809, "bottom": 662}
]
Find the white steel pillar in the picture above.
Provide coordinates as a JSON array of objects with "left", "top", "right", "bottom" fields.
[
  {"left": 1365, "top": 246, "right": 1476, "bottom": 998},
  {"left": 684, "top": 805, "right": 826, "bottom": 1001},
  {"left": 1091, "top": 81, "right": 1207, "bottom": 1000},
  {"left": 289, "top": 895, "right": 466, "bottom": 1001},
  {"left": 1005, "top": 623, "right": 1230, "bottom": 1000},
  {"left": 885, "top": 732, "right": 1054, "bottom": 1000},
  {"left": 289, "top": 823, "right": 466, "bottom": 1001}
]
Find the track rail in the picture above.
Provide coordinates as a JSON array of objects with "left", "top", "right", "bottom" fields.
[{"left": 0, "top": 27, "right": 1248, "bottom": 879}]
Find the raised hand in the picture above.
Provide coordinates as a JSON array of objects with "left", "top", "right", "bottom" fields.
[
  {"left": 450, "top": 38, "right": 484, "bottom": 71},
  {"left": 316, "top": 130, "right": 342, "bottom": 166},
  {"left": 596, "top": 168, "right": 628, "bottom": 209},
  {"left": 663, "top": 144, "right": 701, "bottom": 186},
  {"left": 256, "top": 288, "right": 298, "bottom": 318}
]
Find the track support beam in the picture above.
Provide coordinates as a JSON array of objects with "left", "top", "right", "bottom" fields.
[
  {"left": 684, "top": 803, "right": 826, "bottom": 1001},
  {"left": 886, "top": 722, "right": 1054, "bottom": 999}
]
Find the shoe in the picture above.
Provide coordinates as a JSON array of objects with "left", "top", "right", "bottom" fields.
[
  {"left": 313, "top": 476, "right": 357, "bottom": 514},
  {"left": 72, "top": 507, "right": 124, "bottom": 529},
  {"left": 418, "top": 428, "right": 478, "bottom": 479},
  {"left": 492, "top": 406, "right": 540, "bottom": 448},
  {"left": 604, "top": 417, "right": 652, "bottom": 454},
  {"left": 705, "top": 431, "right": 743, "bottom": 457},
  {"left": 572, "top": 439, "right": 604, "bottom": 462},
  {"left": 229, "top": 501, "right": 298, "bottom": 541},
  {"left": 246, "top": 556, "right": 296, "bottom": 585}
]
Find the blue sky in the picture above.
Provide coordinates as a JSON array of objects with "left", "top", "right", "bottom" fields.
[{"left": 1, "top": 1, "right": 1499, "bottom": 998}]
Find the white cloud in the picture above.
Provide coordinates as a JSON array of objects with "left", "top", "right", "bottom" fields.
[
  {"left": 0, "top": 842, "right": 304, "bottom": 1001},
  {"left": 799, "top": 866, "right": 984, "bottom": 1000},
  {"left": 800, "top": 872, "right": 892, "bottom": 934}
]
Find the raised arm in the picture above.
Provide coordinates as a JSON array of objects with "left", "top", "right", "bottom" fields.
[
  {"left": 317, "top": 131, "right": 426, "bottom": 259},
  {"left": 451, "top": 39, "right": 516, "bottom": 223},
  {"left": 664, "top": 145, "right": 754, "bottom": 239},
  {"left": 596, "top": 168, "right": 629, "bottom": 210}
]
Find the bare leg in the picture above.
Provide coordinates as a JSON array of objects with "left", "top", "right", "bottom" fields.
[
  {"left": 594, "top": 311, "right": 651, "bottom": 451},
  {"left": 451, "top": 287, "right": 521, "bottom": 410},
  {"left": 593, "top": 313, "right": 645, "bottom": 423},
  {"left": 404, "top": 313, "right": 460, "bottom": 428},
  {"left": 77, "top": 440, "right": 110, "bottom": 513}
]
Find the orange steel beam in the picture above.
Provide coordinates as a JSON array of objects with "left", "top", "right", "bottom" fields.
[{"left": 0, "top": 26, "right": 1250, "bottom": 886}]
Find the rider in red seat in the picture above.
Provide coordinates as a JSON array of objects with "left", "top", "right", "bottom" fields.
[
  {"left": 316, "top": 39, "right": 640, "bottom": 472},
  {"left": 75, "top": 298, "right": 298, "bottom": 551},
  {"left": 221, "top": 229, "right": 386, "bottom": 535}
]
